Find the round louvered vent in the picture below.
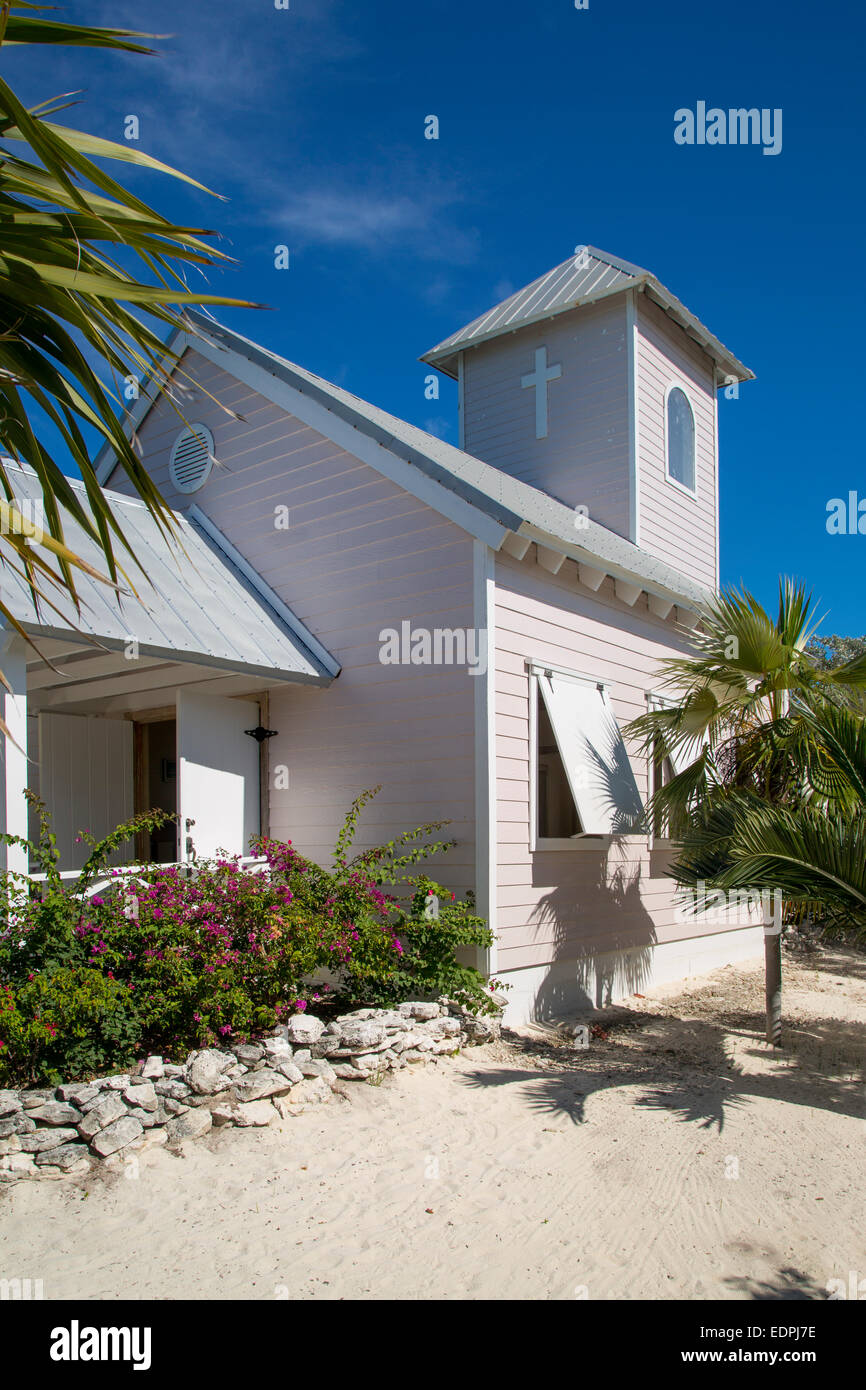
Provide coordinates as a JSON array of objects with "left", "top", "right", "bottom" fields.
[{"left": 169, "top": 424, "right": 214, "bottom": 494}]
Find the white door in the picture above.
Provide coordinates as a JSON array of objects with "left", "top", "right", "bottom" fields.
[
  {"left": 38, "top": 713, "right": 134, "bottom": 870},
  {"left": 176, "top": 691, "right": 261, "bottom": 862}
]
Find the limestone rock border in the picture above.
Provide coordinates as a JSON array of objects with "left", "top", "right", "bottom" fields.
[{"left": 0, "top": 1002, "right": 500, "bottom": 1184}]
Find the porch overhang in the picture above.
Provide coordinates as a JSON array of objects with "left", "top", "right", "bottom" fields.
[{"left": 1, "top": 462, "right": 340, "bottom": 697}]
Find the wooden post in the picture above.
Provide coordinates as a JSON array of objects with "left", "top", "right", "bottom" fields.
[
  {"left": 0, "top": 629, "right": 29, "bottom": 878},
  {"left": 763, "top": 889, "right": 783, "bottom": 1047}
]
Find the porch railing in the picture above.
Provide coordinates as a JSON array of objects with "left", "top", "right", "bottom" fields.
[{"left": 25, "top": 856, "right": 270, "bottom": 900}]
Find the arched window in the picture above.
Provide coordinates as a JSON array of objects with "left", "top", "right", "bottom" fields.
[{"left": 666, "top": 386, "right": 696, "bottom": 493}]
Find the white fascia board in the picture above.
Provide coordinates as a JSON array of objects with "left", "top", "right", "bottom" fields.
[
  {"left": 626, "top": 289, "right": 639, "bottom": 546},
  {"left": 188, "top": 336, "right": 507, "bottom": 550},
  {"left": 188, "top": 504, "right": 341, "bottom": 679},
  {"left": 516, "top": 521, "right": 708, "bottom": 612},
  {"left": 17, "top": 621, "right": 329, "bottom": 686},
  {"left": 472, "top": 540, "right": 496, "bottom": 975},
  {"left": 641, "top": 281, "right": 754, "bottom": 384},
  {"left": 95, "top": 330, "right": 190, "bottom": 484}
]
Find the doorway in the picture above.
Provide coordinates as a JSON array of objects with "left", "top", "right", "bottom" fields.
[{"left": 133, "top": 718, "right": 178, "bottom": 862}]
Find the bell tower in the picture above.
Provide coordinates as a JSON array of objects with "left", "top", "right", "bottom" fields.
[{"left": 421, "top": 245, "right": 753, "bottom": 591}]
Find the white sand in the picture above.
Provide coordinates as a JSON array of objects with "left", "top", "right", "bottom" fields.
[{"left": 2, "top": 947, "right": 864, "bottom": 1300}]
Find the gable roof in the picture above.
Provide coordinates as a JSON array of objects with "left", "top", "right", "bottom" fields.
[
  {"left": 420, "top": 245, "right": 755, "bottom": 384},
  {"left": 2, "top": 463, "right": 338, "bottom": 684},
  {"left": 95, "top": 311, "right": 712, "bottom": 612}
]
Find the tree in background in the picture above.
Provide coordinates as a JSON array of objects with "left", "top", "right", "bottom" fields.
[
  {"left": 0, "top": 3, "right": 260, "bottom": 687},
  {"left": 626, "top": 581, "right": 866, "bottom": 1046}
]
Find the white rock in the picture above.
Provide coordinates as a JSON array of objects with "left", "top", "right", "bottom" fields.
[
  {"left": 287, "top": 1077, "right": 332, "bottom": 1107},
  {"left": 125, "top": 1107, "right": 159, "bottom": 1129},
  {"left": 333, "top": 1020, "right": 387, "bottom": 1050},
  {"left": 77, "top": 1093, "right": 127, "bottom": 1140},
  {"left": 140, "top": 1127, "right": 169, "bottom": 1149},
  {"left": 398, "top": 1001, "right": 441, "bottom": 1020},
  {"left": 234, "top": 1100, "right": 278, "bottom": 1127},
  {"left": 0, "top": 1090, "right": 21, "bottom": 1118},
  {"left": 231, "top": 1069, "right": 292, "bottom": 1103},
  {"left": 164, "top": 1109, "right": 212, "bottom": 1144},
  {"left": 34, "top": 1142, "right": 90, "bottom": 1170},
  {"left": 20, "top": 1127, "right": 79, "bottom": 1153},
  {"left": 56, "top": 1083, "right": 98, "bottom": 1105},
  {"left": 26, "top": 1101, "right": 82, "bottom": 1127},
  {"left": 285, "top": 1014, "right": 325, "bottom": 1045},
  {"left": 0, "top": 1151, "right": 37, "bottom": 1178},
  {"left": 187, "top": 1049, "right": 234, "bottom": 1096},
  {"left": 297, "top": 1058, "right": 336, "bottom": 1082},
  {"left": 141, "top": 1056, "right": 164, "bottom": 1080},
  {"left": 123, "top": 1082, "right": 158, "bottom": 1112},
  {"left": 90, "top": 1116, "right": 143, "bottom": 1157},
  {"left": 422, "top": 1016, "right": 462, "bottom": 1039}
]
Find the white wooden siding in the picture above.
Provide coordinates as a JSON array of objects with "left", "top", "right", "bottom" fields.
[
  {"left": 37, "top": 713, "right": 134, "bottom": 870},
  {"left": 461, "top": 299, "right": 631, "bottom": 537},
  {"left": 492, "top": 549, "right": 750, "bottom": 974},
  {"left": 110, "top": 351, "right": 477, "bottom": 888},
  {"left": 635, "top": 296, "right": 718, "bottom": 588}
]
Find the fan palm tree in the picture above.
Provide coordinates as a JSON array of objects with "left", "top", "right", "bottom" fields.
[
  {"left": 0, "top": 3, "right": 262, "bottom": 694},
  {"left": 626, "top": 581, "right": 866, "bottom": 1045}
]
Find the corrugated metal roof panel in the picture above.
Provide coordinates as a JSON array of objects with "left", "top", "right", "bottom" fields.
[
  {"left": 420, "top": 245, "right": 754, "bottom": 383},
  {"left": 0, "top": 464, "right": 336, "bottom": 684}
]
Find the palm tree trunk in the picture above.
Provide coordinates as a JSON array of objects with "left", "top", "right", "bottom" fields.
[{"left": 764, "top": 930, "right": 782, "bottom": 1046}]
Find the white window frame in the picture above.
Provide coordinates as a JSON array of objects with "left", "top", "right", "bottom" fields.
[
  {"left": 529, "top": 669, "right": 589, "bottom": 851},
  {"left": 645, "top": 690, "right": 709, "bottom": 848},
  {"left": 663, "top": 382, "right": 698, "bottom": 498},
  {"left": 528, "top": 660, "right": 641, "bottom": 851},
  {"left": 645, "top": 692, "right": 676, "bottom": 850}
]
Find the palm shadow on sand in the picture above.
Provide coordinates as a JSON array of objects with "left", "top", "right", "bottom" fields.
[{"left": 458, "top": 1002, "right": 866, "bottom": 1132}]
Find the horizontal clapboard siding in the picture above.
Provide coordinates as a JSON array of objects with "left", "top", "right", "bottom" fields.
[
  {"left": 492, "top": 549, "right": 735, "bottom": 972},
  {"left": 636, "top": 295, "right": 718, "bottom": 588},
  {"left": 462, "top": 298, "right": 631, "bottom": 537},
  {"left": 110, "top": 350, "right": 477, "bottom": 888}
]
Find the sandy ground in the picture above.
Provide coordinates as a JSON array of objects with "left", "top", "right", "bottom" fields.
[{"left": 2, "top": 946, "right": 864, "bottom": 1301}]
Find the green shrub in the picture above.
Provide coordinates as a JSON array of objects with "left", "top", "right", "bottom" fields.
[{"left": 0, "top": 788, "right": 499, "bottom": 1086}]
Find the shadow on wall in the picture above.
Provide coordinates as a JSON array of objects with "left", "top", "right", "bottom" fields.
[{"left": 529, "top": 841, "right": 657, "bottom": 1020}]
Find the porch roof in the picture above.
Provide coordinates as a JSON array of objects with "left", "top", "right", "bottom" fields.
[{"left": 1, "top": 463, "right": 338, "bottom": 686}]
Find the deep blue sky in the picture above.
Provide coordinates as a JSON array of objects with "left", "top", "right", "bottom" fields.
[{"left": 9, "top": 0, "right": 865, "bottom": 633}]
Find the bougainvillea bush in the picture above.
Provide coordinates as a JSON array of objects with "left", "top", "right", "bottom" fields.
[{"left": 0, "top": 788, "right": 496, "bottom": 1086}]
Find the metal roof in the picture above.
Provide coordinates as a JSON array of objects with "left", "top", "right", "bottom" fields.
[
  {"left": 177, "top": 314, "right": 711, "bottom": 611},
  {"left": 0, "top": 463, "right": 337, "bottom": 684},
  {"left": 420, "top": 245, "right": 755, "bottom": 383}
]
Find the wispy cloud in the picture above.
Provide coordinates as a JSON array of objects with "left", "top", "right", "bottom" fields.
[{"left": 271, "top": 167, "right": 479, "bottom": 264}]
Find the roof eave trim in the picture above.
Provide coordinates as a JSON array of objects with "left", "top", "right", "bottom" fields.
[
  {"left": 188, "top": 504, "right": 341, "bottom": 679},
  {"left": 18, "top": 624, "right": 334, "bottom": 687},
  {"left": 512, "top": 521, "right": 710, "bottom": 611},
  {"left": 640, "top": 279, "right": 755, "bottom": 383},
  {"left": 185, "top": 328, "right": 513, "bottom": 548},
  {"left": 420, "top": 279, "right": 642, "bottom": 379}
]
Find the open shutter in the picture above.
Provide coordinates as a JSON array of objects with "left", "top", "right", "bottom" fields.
[{"left": 537, "top": 672, "right": 643, "bottom": 835}]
